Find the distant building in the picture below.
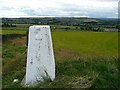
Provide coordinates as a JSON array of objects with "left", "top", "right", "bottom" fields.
[{"left": 104, "top": 29, "right": 119, "bottom": 32}]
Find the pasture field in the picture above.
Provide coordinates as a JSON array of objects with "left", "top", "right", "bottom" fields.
[
  {"left": 2, "top": 28, "right": 119, "bottom": 88},
  {"left": 1, "top": 30, "right": 27, "bottom": 35},
  {"left": 52, "top": 32, "right": 118, "bottom": 57},
  {"left": 2, "top": 24, "right": 32, "bottom": 31}
]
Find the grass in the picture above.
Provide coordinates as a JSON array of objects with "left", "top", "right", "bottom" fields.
[
  {"left": 1, "top": 30, "right": 27, "bottom": 35},
  {"left": 2, "top": 29, "right": 119, "bottom": 88},
  {"left": 2, "top": 24, "right": 32, "bottom": 31},
  {"left": 52, "top": 31, "right": 118, "bottom": 57},
  {"left": 37, "top": 57, "right": 118, "bottom": 88},
  {"left": 2, "top": 53, "right": 118, "bottom": 88}
]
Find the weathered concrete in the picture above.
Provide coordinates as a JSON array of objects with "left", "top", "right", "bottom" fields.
[{"left": 24, "top": 25, "right": 55, "bottom": 86}]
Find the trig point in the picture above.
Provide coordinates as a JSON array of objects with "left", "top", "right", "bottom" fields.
[{"left": 24, "top": 25, "right": 55, "bottom": 86}]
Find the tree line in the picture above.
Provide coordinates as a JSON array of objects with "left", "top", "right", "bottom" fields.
[{"left": 2, "top": 23, "right": 16, "bottom": 27}]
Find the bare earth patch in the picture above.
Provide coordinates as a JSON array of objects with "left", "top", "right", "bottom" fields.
[
  {"left": 54, "top": 48, "right": 81, "bottom": 59},
  {"left": 10, "top": 36, "right": 27, "bottom": 46}
]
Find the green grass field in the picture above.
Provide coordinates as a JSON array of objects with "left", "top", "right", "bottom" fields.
[
  {"left": 1, "top": 30, "right": 27, "bottom": 34},
  {"left": 52, "top": 32, "right": 118, "bottom": 57},
  {"left": 2, "top": 29, "right": 119, "bottom": 88}
]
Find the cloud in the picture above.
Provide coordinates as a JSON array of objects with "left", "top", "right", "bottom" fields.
[
  {"left": 96, "top": 0, "right": 119, "bottom": 2},
  {"left": 0, "top": 0, "right": 118, "bottom": 18},
  {"left": 20, "top": 7, "right": 38, "bottom": 16}
]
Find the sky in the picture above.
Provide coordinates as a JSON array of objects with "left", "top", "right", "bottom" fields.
[{"left": 0, "top": 0, "right": 119, "bottom": 18}]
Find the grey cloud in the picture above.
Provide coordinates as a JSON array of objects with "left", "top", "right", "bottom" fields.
[
  {"left": 20, "top": 6, "right": 117, "bottom": 18},
  {"left": 0, "top": 0, "right": 118, "bottom": 18},
  {"left": 118, "top": 1, "right": 120, "bottom": 17},
  {"left": 20, "top": 7, "right": 39, "bottom": 16},
  {"left": 1, "top": 7, "right": 15, "bottom": 10},
  {"left": 20, "top": 7, "right": 59, "bottom": 16},
  {"left": 86, "top": 10, "right": 117, "bottom": 18},
  {"left": 19, "top": 1, "right": 118, "bottom": 18},
  {"left": 55, "top": 2, "right": 118, "bottom": 18},
  {"left": 96, "top": 0, "right": 119, "bottom": 2}
]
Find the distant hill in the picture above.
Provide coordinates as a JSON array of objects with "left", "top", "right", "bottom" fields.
[
  {"left": 1, "top": 17, "right": 118, "bottom": 26},
  {"left": 1, "top": 17, "right": 118, "bottom": 31}
]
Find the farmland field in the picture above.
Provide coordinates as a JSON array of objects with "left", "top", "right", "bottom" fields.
[
  {"left": 1, "top": 30, "right": 26, "bottom": 34},
  {"left": 2, "top": 27, "right": 119, "bottom": 88},
  {"left": 52, "top": 32, "right": 118, "bottom": 57}
]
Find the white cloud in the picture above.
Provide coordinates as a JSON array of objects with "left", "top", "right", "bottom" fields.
[{"left": 0, "top": 0, "right": 118, "bottom": 18}]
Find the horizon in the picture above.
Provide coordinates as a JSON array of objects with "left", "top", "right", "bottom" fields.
[{"left": 1, "top": 16, "right": 119, "bottom": 19}]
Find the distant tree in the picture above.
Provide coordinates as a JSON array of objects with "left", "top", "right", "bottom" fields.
[
  {"left": 97, "top": 28, "right": 100, "bottom": 31},
  {"left": 88, "top": 26, "right": 92, "bottom": 30},
  {"left": 93, "top": 27, "right": 102, "bottom": 32},
  {"left": 81, "top": 27, "right": 84, "bottom": 30},
  {"left": 97, "top": 27, "right": 103, "bottom": 32},
  {"left": 12, "top": 24, "right": 16, "bottom": 27},
  {"left": 2, "top": 23, "right": 16, "bottom": 27},
  {"left": 2, "top": 23, "right": 10, "bottom": 27},
  {"left": 10, "top": 24, "right": 12, "bottom": 27},
  {"left": 116, "top": 24, "right": 120, "bottom": 30},
  {"left": 65, "top": 27, "right": 70, "bottom": 31},
  {"left": 10, "top": 24, "right": 16, "bottom": 27},
  {"left": 85, "top": 27, "right": 88, "bottom": 30},
  {"left": 76, "top": 27, "right": 78, "bottom": 29}
]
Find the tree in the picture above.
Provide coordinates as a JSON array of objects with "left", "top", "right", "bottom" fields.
[
  {"left": 76, "top": 27, "right": 78, "bottom": 29},
  {"left": 88, "top": 26, "right": 92, "bottom": 30},
  {"left": 81, "top": 27, "right": 84, "bottom": 30},
  {"left": 65, "top": 27, "right": 70, "bottom": 31}
]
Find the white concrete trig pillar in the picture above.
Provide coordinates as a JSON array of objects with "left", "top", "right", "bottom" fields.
[{"left": 24, "top": 25, "right": 55, "bottom": 86}]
